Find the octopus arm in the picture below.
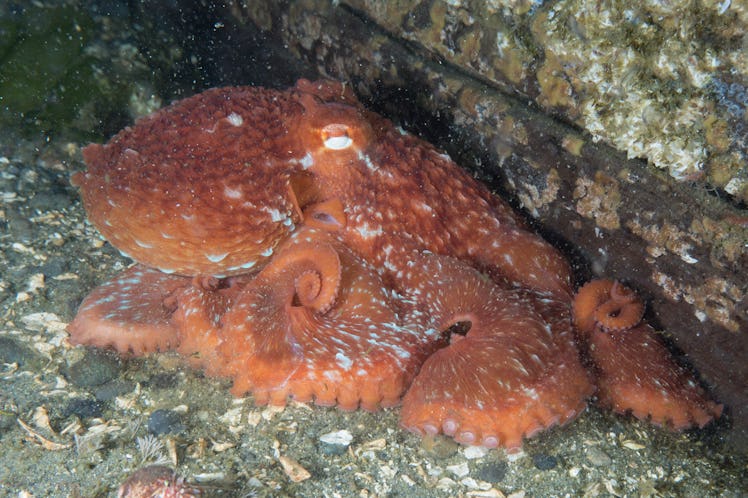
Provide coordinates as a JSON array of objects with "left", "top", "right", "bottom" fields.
[
  {"left": 588, "top": 323, "right": 723, "bottom": 429},
  {"left": 574, "top": 280, "right": 723, "bottom": 429},
  {"left": 216, "top": 229, "right": 429, "bottom": 410},
  {"left": 67, "top": 265, "right": 191, "bottom": 355},
  {"left": 399, "top": 254, "right": 592, "bottom": 451}
]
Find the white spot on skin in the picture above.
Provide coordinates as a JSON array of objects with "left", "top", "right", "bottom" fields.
[
  {"left": 414, "top": 201, "right": 434, "bottom": 214},
  {"left": 300, "top": 152, "right": 314, "bottom": 169},
  {"left": 206, "top": 252, "right": 228, "bottom": 263},
  {"left": 134, "top": 239, "right": 153, "bottom": 249},
  {"left": 356, "top": 222, "right": 382, "bottom": 239},
  {"left": 335, "top": 352, "right": 353, "bottom": 370},
  {"left": 357, "top": 151, "right": 377, "bottom": 171},
  {"left": 261, "top": 247, "right": 274, "bottom": 257},
  {"left": 262, "top": 207, "right": 285, "bottom": 222},
  {"left": 226, "top": 112, "right": 243, "bottom": 126},
  {"left": 224, "top": 186, "right": 242, "bottom": 199}
]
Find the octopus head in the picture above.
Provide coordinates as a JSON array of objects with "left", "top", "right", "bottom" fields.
[
  {"left": 291, "top": 80, "right": 376, "bottom": 180},
  {"left": 73, "top": 85, "right": 312, "bottom": 277}
]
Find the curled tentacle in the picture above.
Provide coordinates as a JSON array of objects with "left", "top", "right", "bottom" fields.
[
  {"left": 259, "top": 238, "right": 342, "bottom": 314},
  {"left": 216, "top": 228, "right": 429, "bottom": 410},
  {"left": 573, "top": 279, "right": 644, "bottom": 336},
  {"left": 592, "top": 281, "right": 645, "bottom": 332},
  {"left": 171, "top": 275, "right": 250, "bottom": 375}
]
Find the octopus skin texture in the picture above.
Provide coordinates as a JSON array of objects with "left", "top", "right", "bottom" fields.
[{"left": 68, "top": 79, "right": 722, "bottom": 452}]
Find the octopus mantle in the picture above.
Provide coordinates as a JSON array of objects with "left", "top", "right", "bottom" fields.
[{"left": 69, "top": 79, "right": 721, "bottom": 451}]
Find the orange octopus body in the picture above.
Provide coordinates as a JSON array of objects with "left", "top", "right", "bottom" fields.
[{"left": 68, "top": 79, "right": 721, "bottom": 452}]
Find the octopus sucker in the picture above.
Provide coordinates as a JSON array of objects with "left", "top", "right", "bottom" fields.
[{"left": 69, "top": 79, "right": 722, "bottom": 452}]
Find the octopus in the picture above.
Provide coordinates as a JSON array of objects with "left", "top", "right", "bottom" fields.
[{"left": 68, "top": 79, "right": 722, "bottom": 451}]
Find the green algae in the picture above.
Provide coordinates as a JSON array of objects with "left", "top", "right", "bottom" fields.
[{"left": 0, "top": 4, "right": 129, "bottom": 139}]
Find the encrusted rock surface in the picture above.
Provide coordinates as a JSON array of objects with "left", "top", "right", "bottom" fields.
[{"left": 342, "top": 0, "right": 748, "bottom": 200}]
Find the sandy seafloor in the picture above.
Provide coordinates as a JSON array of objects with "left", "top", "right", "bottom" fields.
[{"left": 0, "top": 121, "right": 747, "bottom": 498}]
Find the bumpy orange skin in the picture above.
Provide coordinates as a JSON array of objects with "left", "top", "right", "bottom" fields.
[{"left": 69, "top": 80, "right": 721, "bottom": 452}]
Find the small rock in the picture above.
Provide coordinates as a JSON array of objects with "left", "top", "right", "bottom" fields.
[
  {"left": 0, "top": 336, "right": 38, "bottom": 367},
  {"left": 532, "top": 453, "right": 558, "bottom": 470},
  {"left": 585, "top": 446, "right": 612, "bottom": 467},
  {"left": 463, "top": 445, "right": 489, "bottom": 459},
  {"left": 66, "top": 348, "right": 122, "bottom": 388},
  {"left": 0, "top": 409, "right": 16, "bottom": 433},
  {"left": 29, "top": 190, "right": 73, "bottom": 212},
  {"left": 446, "top": 461, "right": 470, "bottom": 478},
  {"left": 93, "top": 379, "right": 136, "bottom": 401},
  {"left": 147, "top": 372, "right": 180, "bottom": 389},
  {"left": 39, "top": 258, "right": 68, "bottom": 278},
  {"left": 319, "top": 429, "right": 353, "bottom": 455},
  {"left": 421, "top": 434, "right": 459, "bottom": 459},
  {"left": 6, "top": 211, "right": 33, "bottom": 243},
  {"left": 148, "top": 409, "right": 186, "bottom": 435},
  {"left": 64, "top": 398, "right": 104, "bottom": 419},
  {"left": 278, "top": 455, "right": 311, "bottom": 482},
  {"left": 476, "top": 461, "right": 508, "bottom": 483}
]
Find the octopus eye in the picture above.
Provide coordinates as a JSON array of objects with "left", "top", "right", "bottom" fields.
[{"left": 321, "top": 123, "right": 353, "bottom": 150}]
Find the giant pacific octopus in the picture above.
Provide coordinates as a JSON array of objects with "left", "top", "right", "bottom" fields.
[{"left": 69, "top": 79, "right": 722, "bottom": 451}]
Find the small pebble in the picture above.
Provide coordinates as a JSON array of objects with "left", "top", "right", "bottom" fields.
[
  {"left": 148, "top": 409, "right": 186, "bottom": 435},
  {"left": 475, "top": 461, "right": 508, "bottom": 483},
  {"left": 446, "top": 461, "right": 470, "bottom": 478},
  {"left": 29, "top": 190, "right": 72, "bottom": 212},
  {"left": 147, "top": 372, "right": 180, "bottom": 389},
  {"left": 0, "top": 336, "right": 38, "bottom": 367},
  {"left": 319, "top": 429, "right": 353, "bottom": 455},
  {"left": 6, "top": 211, "right": 34, "bottom": 243},
  {"left": 532, "top": 453, "right": 558, "bottom": 470},
  {"left": 64, "top": 398, "right": 104, "bottom": 419},
  {"left": 463, "top": 445, "right": 489, "bottom": 459},
  {"left": 0, "top": 409, "right": 16, "bottom": 433},
  {"left": 420, "top": 434, "right": 459, "bottom": 459},
  {"left": 66, "top": 348, "right": 122, "bottom": 387},
  {"left": 39, "top": 258, "right": 69, "bottom": 278},
  {"left": 586, "top": 446, "right": 612, "bottom": 467},
  {"left": 93, "top": 379, "right": 136, "bottom": 402}
]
